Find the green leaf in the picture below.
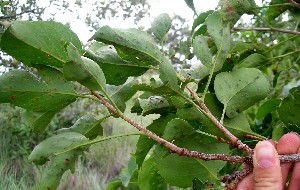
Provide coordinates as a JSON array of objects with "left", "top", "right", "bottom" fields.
[
  {"left": 168, "top": 46, "right": 176, "bottom": 58},
  {"left": 90, "top": 26, "right": 165, "bottom": 67},
  {"left": 159, "top": 58, "right": 180, "bottom": 91},
  {"left": 35, "top": 150, "right": 77, "bottom": 190},
  {"left": 193, "top": 35, "right": 212, "bottom": 68},
  {"left": 154, "top": 137, "right": 228, "bottom": 188},
  {"left": 0, "top": 21, "right": 82, "bottom": 68},
  {"left": 267, "top": 0, "right": 289, "bottom": 20},
  {"left": 138, "top": 96, "right": 171, "bottom": 115},
  {"left": 184, "top": 0, "right": 196, "bottom": 14},
  {"left": 29, "top": 132, "right": 88, "bottom": 190},
  {"left": 193, "top": 178, "right": 205, "bottom": 189},
  {"left": 151, "top": 13, "right": 172, "bottom": 42},
  {"left": 205, "top": 12, "right": 231, "bottom": 72},
  {"left": 28, "top": 132, "right": 88, "bottom": 164},
  {"left": 64, "top": 43, "right": 106, "bottom": 92},
  {"left": 217, "top": 0, "right": 256, "bottom": 25},
  {"left": 153, "top": 117, "right": 228, "bottom": 188},
  {"left": 214, "top": 68, "right": 270, "bottom": 118},
  {"left": 135, "top": 114, "right": 176, "bottom": 167},
  {"left": 112, "top": 81, "right": 140, "bottom": 112},
  {"left": 138, "top": 156, "right": 167, "bottom": 190},
  {"left": 223, "top": 113, "right": 255, "bottom": 137},
  {"left": 163, "top": 119, "right": 195, "bottom": 141},
  {"left": 0, "top": 66, "right": 77, "bottom": 132},
  {"left": 192, "top": 10, "right": 213, "bottom": 34},
  {"left": 120, "top": 156, "right": 138, "bottom": 187},
  {"left": 278, "top": 87, "right": 300, "bottom": 126},
  {"left": 193, "top": 25, "right": 207, "bottom": 38},
  {"left": 206, "top": 12, "right": 224, "bottom": 51},
  {"left": 179, "top": 40, "right": 192, "bottom": 58},
  {"left": 234, "top": 53, "right": 266, "bottom": 69},
  {"left": 56, "top": 115, "right": 103, "bottom": 140},
  {"left": 256, "top": 99, "right": 281, "bottom": 119},
  {"left": 106, "top": 180, "right": 122, "bottom": 190},
  {"left": 85, "top": 42, "right": 148, "bottom": 85},
  {"left": 23, "top": 110, "right": 58, "bottom": 133}
]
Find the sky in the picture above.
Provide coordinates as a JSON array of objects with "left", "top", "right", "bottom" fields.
[
  {"left": 21, "top": 0, "right": 266, "bottom": 43},
  {"left": 38, "top": 0, "right": 220, "bottom": 42}
]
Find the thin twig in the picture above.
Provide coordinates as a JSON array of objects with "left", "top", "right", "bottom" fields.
[
  {"left": 0, "top": 10, "right": 35, "bottom": 19},
  {"left": 197, "top": 130, "right": 234, "bottom": 146},
  {"left": 90, "top": 90, "right": 246, "bottom": 163},
  {"left": 254, "top": 3, "right": 292, "bottom": 9},
  {"left": 233, "top": 27, "right": 300, "bottom": 36},
  {"left": 244, "top": 134, "right": 267, "bottom": 141},
  {"left": 224, "top": 168, "right": 253, "bottom": 190},
  {"left": 288, "top": 0, "right": 300, "bottom": 9},
  {"left": 269, "top": 49, "right": 300, "bottom": 61},
  {"left": 186, "top": 86, "right": 253, "bottom": 154}
]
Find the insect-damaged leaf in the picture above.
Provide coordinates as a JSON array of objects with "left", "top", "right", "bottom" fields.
[
  {"left": 0, "top": 66, "right": 77, "bottom": 132},
  {"left": 151, "top": 13, "right": 172, "bottom": 42},
  {"left": 214, "top": 68, "right": 270, "bottom": 118},
  {"left": 0, "top": 21, "right": 82, "bottom": 68},
  {"left": 64, "top": 43, "right": 107, "bottom": 92}
]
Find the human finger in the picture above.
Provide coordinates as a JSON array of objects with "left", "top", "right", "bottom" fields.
[
  {"left": 276, "top": 133, "right": 300, "bottom": 189},
  {"left": 253, "top": 141, "right": 282, "bottom": 190}
]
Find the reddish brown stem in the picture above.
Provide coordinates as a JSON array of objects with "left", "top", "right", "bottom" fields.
[
  {"left": 224, "top": 168, "right": 253, "bottom": 190},
  {"left": 288, "top": 0, "right": 300, "bottom": 9},
  {"left": 186, "top": 86, "right": 253, "bottom": 154},
  {"left": 90, "top": 90, "right": 245, "bottom": 163}
]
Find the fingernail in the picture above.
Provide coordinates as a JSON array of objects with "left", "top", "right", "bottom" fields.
[{"left": 255, "top": 141, "right": 276, "bottom": 168}]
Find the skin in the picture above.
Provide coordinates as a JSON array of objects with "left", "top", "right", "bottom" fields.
[{"left": 237, "top": 133, "right": 300, "bottom": 190}]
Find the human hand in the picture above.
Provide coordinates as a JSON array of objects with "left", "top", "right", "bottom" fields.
[{"left": 237, "top": 133, "right": 300, "bottom": 190}]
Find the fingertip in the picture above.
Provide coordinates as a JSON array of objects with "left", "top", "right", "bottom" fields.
[
  {"left": 254, "top": 141, "right": 279, "bottom": 168},
  {"left": 277, "top": 133, "right": 300, "bottom": 154},
  {"left": 253, "top": 141, "right": 282, "bottom": 189}
]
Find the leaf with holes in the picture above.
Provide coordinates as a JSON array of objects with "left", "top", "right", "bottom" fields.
[
  {"left": 0, "top": 21, "right": 82, "bottom": 68},
  {"left": 214, "top": 68, "right": 270, "bottom": 118}
]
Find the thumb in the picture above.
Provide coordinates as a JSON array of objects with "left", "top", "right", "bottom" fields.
[{"left": 253, "top": 141, "right": 282, "bottom": 190}]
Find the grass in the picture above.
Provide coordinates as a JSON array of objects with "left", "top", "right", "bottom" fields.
[{"left": 0, "top": 102, "right": 159, "bottom": 190}]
